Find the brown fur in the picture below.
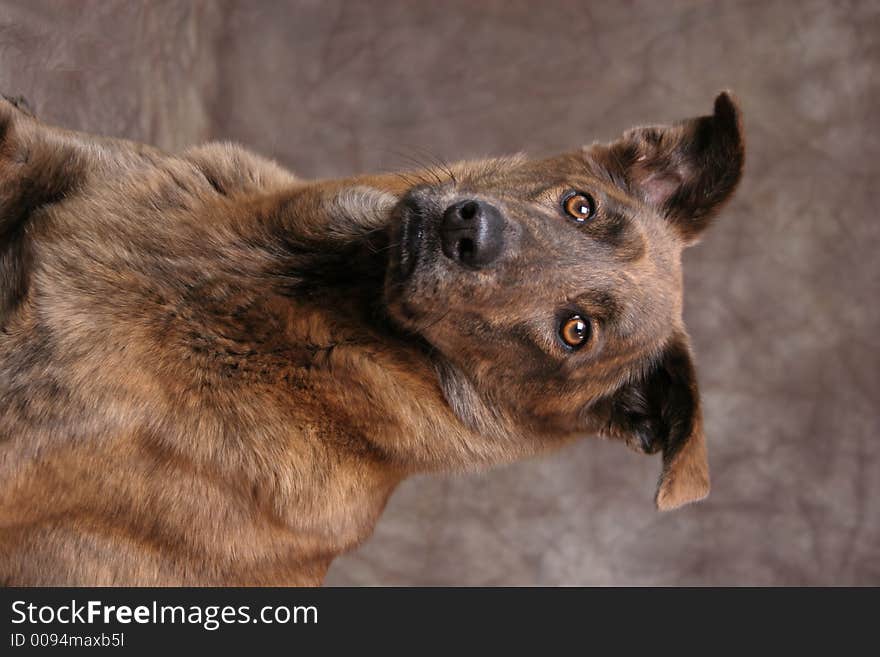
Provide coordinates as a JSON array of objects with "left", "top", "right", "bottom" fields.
[{"left": 0, "top": 93, "right": 744, "bottom": 585}]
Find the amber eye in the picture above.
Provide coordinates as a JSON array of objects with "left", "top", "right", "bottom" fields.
[
  {"left": 559, "top": 314, "right": 590, "bottom": 349},
  {"left": 562, "top": 191, "right": 595, "bottom": 222}
]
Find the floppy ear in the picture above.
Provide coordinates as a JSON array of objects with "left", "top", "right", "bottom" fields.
[
  {"left": 600, "top": 91, "right": 745, "bottom": 243},
  {"left": 599, "top": 334, "right": 710, "bottom": 511}
]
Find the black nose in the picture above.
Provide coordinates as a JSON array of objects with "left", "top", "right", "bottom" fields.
[{"left": 440, "top": 199, "right": 505, "bottom": 268}]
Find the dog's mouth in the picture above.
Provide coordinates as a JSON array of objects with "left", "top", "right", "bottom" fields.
[
  {"left": 395, "top": 198, "right": 426, "bottom": 282},
  {"left": 384, "top": 193, "right": 446, "bottom": 329}
]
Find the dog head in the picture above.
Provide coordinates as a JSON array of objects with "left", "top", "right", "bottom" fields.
[{"left": 384, "top": 93, "right": 744, "bottom": 509}]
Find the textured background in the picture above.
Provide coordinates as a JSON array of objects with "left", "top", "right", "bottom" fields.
[{"left": 1, "top": 0, "right": 877, "bottom": 585}]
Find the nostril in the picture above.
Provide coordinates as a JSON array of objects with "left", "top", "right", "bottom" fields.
[
  {"left": 457, "top": 238, "right": 475, "bottom": 262},
  {"left": 459, "top": 201, "right": 479, "bottom": 221}
]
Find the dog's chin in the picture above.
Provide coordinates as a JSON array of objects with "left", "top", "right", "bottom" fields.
[{"left": 383, "top": 266, "right": 437, "bottom": 336}]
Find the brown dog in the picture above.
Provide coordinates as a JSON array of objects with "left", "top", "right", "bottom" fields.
[{"left": 0, "top": 92, "right": 744, "bottom": 585}]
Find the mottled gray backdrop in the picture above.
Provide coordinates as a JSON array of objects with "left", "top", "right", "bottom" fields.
[{"left": 1, "top": 0, "right": 877, "bottom": 585}]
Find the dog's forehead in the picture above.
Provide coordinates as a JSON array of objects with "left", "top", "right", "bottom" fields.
[{"left": 457, "top": 151, "right": 642, "bottom": 213}]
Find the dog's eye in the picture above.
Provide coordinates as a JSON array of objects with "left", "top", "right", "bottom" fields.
[
  {"left": 559, "top": 314, "right": 590, "bottom": 349},
  {"left": 562, "top": 191, "right": 595, "bottom": 222}
]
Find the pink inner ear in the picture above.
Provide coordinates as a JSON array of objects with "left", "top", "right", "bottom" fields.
[{"left": 641, "top": 170, "right": 682, "bottom": 207}]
